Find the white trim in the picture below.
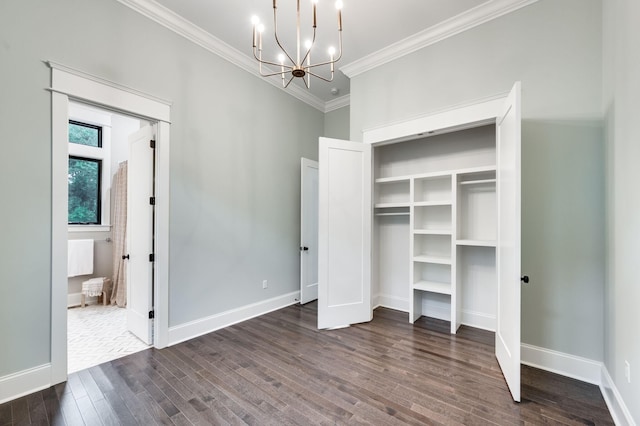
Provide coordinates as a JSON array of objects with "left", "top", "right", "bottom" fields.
[
  {"left": 324, "top": 95, "right": 350, "bottom": 113},
  {"left": 376, "top": 293, "right": 408, "bottom": 313},
  {"left": 374, "top": 293, "right": 495, "bottom": 331},
  {"left": 362, "top": 93, "right": 507, "bottom": 145},
  {"left": 114, "top": 0, "right": 326, "bottom": 112},
  {"left": 521, "top": 343, "right": 603, "bottom": 385},
  {"left": 168, "top": 291, "right": 300, "bottom": 346},
  {"left": 0, "top": 364, "right": 52, "bottom": 405},
  {"left": 461, "top": 309, "right": 495, "bottom": 332},
  {"left": 600, "top": 366, "right": 637, "bottom": 426},
  {"left": 48, "top": 61, "right": 171, "bottom": 122},
  {"left": 68, "top": 225, "right": 111, "bottom": 233},
  {"left": 49, "top": 63, "right": 171, "bottom": 392},
  {"left": 340, "top": 0, "right": 540, "bottom": 78},
  {"left": 51, "top": 91, "right": 69, "bottom": 386}
]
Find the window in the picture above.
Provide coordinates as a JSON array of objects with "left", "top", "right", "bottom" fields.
[
  {"left": 68, "top": 117, "right": 109, "bottom": 227},
  {"left": 68, "top": 156, "right": 102, "bottom": 224},
  {"left": 69, "top": 120, "right": 102, "bottom": 147}
]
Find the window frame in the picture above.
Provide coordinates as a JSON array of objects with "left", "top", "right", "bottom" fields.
[
  {"left": 67, "top": 104, "right": 112, "bottom": 232},
  {"left": 68, "top": 120, "right": 103, "bottom": 148},
  {"left": 68, "top": 155, "right": 103, "bottom": 225}
]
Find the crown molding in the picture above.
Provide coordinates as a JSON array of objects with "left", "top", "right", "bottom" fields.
[
  {"left": 115, "top": 0, "right": 326, "bottom": 112},
  {"left": 340, "top": 0, "right": 540, "bottom": 78},
  {"left": 324, "top": 94, "right": 350, "bottom": 113}
]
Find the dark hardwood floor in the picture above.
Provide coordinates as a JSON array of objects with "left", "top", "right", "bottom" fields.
[{"left": 0, "top": 302, "right": 614, "bottom": 425}]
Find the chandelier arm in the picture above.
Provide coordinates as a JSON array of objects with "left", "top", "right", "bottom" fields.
[
  {"left": 306, "top": 70, "right": 334, "bottom": 83},
  {"left": 304, "top": 31, "right": 343, "bottom": 69},
  {"left": 300, "top": 28, "right": 317, "bottom": 66},
  {"left": 253, "top": 48, "right": 294, "bottom": 70},
  {"left": 272, "top": 5, "right": 296, "bottom": 66},
  {"left": 259, "top": 69, "right": 294, "bottom": 78},
  {"left": 283, "top": 75, "right": 296, "bottom": 88}
]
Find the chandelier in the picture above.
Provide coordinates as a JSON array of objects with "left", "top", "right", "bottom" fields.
[{"left": 251, "top": 0, "right": 343, "bottom": 89}]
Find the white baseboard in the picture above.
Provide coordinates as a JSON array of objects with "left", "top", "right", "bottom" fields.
[
  {"left": 67, "top": 292, "right": 99, "bottom": 308},
  {"left": 375, "top": 293, "right": 495, "bottom": 331},
  {"left": 167, "top": 291, "right": 300, "bottom": 346},
  {"left": 376, "top": 293, "right": 408, "bottom": 312},
  {"left": 521, "top": 343, "right": 603, "bottom": 385},
  {"left": 600, "top": 366, "right": 637, "bottom": 426},
  {"left": 0, "top": 364, "right": 51, "bottom": 404}
]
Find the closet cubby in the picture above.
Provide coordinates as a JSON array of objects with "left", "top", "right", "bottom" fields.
[
  {"left": 412, "top": 263, "right": 451, "bottom": 294},
  {"left": 414, "top": 175, "right": 452, "bottom": 203},
  {"left": 374, "top": 177, "right": 410, "bottom": 208},
  {"left": 413, "top": 205, "right": 452, "bottom": 232},
  {"left": 413, "top": 234, "right": 451, "bottom": 262},
  {"left": 456, "top": 170, "right": 496, "bottom": 245}
]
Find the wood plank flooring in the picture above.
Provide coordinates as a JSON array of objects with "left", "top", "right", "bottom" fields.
[{"left": 0, "top": 302, "right": 614, "bottom": 425}]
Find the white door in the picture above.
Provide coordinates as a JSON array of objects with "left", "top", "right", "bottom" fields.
[
  {"left": 300, "top": 158, "right": 319, "bottom": 304},
  {"left": 127, "top": 125, "right": 154, "bottom": 345},
  {"left": 318, "top": 137, "right": 372, "bottom": 329},
  {"left": 495, "top": 82, "right": 522, "bottom": 402}
]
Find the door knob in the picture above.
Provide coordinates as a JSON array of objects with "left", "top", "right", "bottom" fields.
[
  {"left": 300, "top": 246, "right": 309, "bottom": 251},
  {"left": 122, "top": 254, "right": 130, "bottom": 260},
  {"left": 521, "top": 275, "right": 529, "bottom": 283}
]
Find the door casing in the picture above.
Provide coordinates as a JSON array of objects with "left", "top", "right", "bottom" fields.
[{"left": 50, "top": 62, "right": 171, "bottom": 386}]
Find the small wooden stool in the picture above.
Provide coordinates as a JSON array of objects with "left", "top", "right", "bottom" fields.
[{"left": 80, "top": 277, "right": 112, "bottom": 307}]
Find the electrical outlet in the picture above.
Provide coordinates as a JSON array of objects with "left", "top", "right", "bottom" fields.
[
  {"left": 625, "top": 360, "right": 631, "bottom": 383},
  {"left": 262, "top": 280, "right": 268, "bottom": 289}
]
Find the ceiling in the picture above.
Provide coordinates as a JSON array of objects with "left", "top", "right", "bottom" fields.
[{"left": 126, "top": 0, "right": 530, "bottom": 108}]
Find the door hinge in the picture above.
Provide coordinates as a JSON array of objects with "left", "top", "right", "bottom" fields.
[
  {"left": 150, "top": 197, "right": 155, "bottom": 205},
  {"left": 150, "top": 140, "right": 156, "bottom": 149},
  {"left": 149, "top": 253, "right": 155, "bottom": 262},
  {"left": 148, "top": 310, "right": 155, "bottom": 319}
]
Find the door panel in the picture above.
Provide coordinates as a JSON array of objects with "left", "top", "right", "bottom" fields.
[
  {"left": 318, "top": 138, "right": 372, "bottom": 329},
  {"left": 127, "top": 125, "right": 154, "bottom": 345},
  {"left": 495, "top": 82, "right": 522, "bottom": 402},
  {"left": 300, "top": 158, "right": 319, "bottom": 304}
]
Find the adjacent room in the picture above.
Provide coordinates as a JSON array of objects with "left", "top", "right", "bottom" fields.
[{"left": 0, "top": 0, "right": 638, "bottom": 425}]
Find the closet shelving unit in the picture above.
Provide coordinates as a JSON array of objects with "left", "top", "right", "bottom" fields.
[{"left": 374, "top": 162, "right": 497, "bottom": 334}]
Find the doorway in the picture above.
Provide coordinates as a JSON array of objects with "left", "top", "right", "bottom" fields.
[
  {"left": 50, "top": 62, "right": 171, "bottom": 385},
  {"left": 65, "top": 102, "right": 153, "bottom": 373}
]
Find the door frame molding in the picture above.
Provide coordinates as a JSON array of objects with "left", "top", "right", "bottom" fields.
[
  {"left": 49, "top": 61, "right": 171, "bottom": 385},
  {"left": 300, "top": 157, "right": 319, "bottom": 304}
]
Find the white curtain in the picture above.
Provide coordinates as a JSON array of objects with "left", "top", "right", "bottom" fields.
[{"left": 111, "top": 161, "right": 128, "bottom": 307}]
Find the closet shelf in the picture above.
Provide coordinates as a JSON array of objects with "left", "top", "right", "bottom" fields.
[
  {"left": 413, "top": 255, "right": 451, "bottom": 265},
  {"left": 414, "top": 229, "right": 452, "bottom": 235},
  {"left": 375, "top": 176, "right": 411, "bottom": 184},
  {"left": 375, "top": 202, "right": 410, "bottom": 209},
  {"left": 456, "top": 239, "right": 497, "bottom": 247},
  {"left": 413, "top": 280, "right": 451, "bottom": 295},
  {"left": 413, "top": 201, "right": 452, "bottom": 207},
  {"left": 459, "top": 178, "right": 496, "bottom": 185},
  {"left": 376, "top": 212, "right": 410, "bottom": 217}
]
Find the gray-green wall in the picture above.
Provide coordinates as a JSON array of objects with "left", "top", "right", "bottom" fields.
[
  {"left": 323, "top": 106, "right": 350, "bottom": 140},
  {"left": 350, "top": 0, "right": 605, "bottom": 361},
  {"left": 603, "top": 0, "right": 640, "bottom": 422},
  {"left": 0, "top": 0, "right": 323, "bottom": 377}
]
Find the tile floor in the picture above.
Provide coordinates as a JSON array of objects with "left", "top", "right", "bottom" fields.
[{"left": 67, "top": 304, "right": 150, "bottom": 374}]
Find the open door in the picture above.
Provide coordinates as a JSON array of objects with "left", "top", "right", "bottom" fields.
[
  {"left": 318, "top": 137, "right": 372, "bottom": 329},
  {"left": 126, "top": 125, "right": 154, "bottom": 345},
  {"left": 300, "top": 158, "right": 319, "bottom": 304},
  {"left": 495, "top": 82, "right": 522, "bottom": 402}
]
